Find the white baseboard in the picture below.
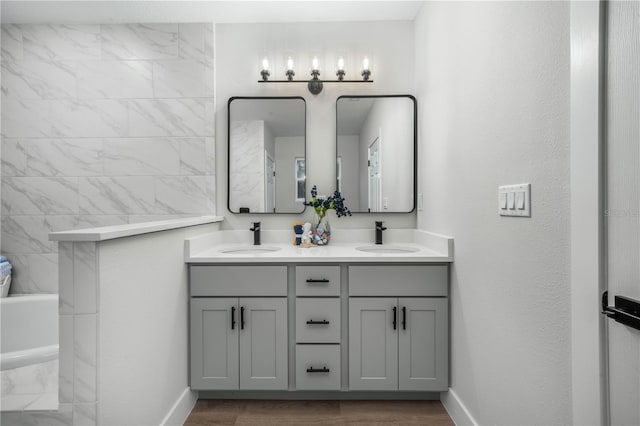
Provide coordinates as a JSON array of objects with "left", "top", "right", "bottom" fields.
[
  {"left": 160, "top": 387, "right": 198, "bottom": 426},
  {"left": 441, "top": 388, "right": 478, "bottom": 426}
]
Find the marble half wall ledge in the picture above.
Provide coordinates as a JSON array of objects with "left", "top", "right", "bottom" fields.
[{"left": 48, "top": 215, "right": 223, "bottom": 242}]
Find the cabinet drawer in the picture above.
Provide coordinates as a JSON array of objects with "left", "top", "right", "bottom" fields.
[
  {"left": 295, "top": 345, "right": 341, "bottom": 390},
  {"left": 296, "top": 266, "right": 340, "bottom": 296},
  {"left": 296, "top": 298, "right": 341, "bottom": 343},
  {"left": 191, "top": 266, "right": 287, "bottom": 296},
  {"left": 349, "top": 265, "right": 447, "bottom": 296}
]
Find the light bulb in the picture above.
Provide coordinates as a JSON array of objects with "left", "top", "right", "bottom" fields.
[
  {"left": 262, "top": 57, "right": 269, "bottom": 71},
  {"left": 312, "top": 56, "right": 319, "bottom": 71},
  {"left": 337, "top": 57, "right": 344, "bottom": 71},
  {"left": 287, "top": 57, "right": 294, "bottom": 71},
  {"left": 362, "top": 56, "right": 370, "bottom": 71}
]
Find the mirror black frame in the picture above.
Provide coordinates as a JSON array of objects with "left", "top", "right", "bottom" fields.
[
  {"left": 335, "top": 94, "right": 417, "bottom": 214},
  {"left": 227, "top": 96, "right": 307, "bottom": 214}
]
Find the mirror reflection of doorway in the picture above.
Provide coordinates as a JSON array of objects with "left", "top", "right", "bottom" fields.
[
  {"left": 368, "top": 134, "right": 381, "bottom": 212},
  {"left": 265, "top": 151, "right": 275, "bottom": 213}
]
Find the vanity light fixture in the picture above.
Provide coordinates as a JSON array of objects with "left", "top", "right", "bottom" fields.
[
  {"left": 258, "top": 55, "right": 373, "bottom": 95},
  {"left": 260, "top": 57, "right": 270, "bottom": 81},
  {"left": 336, "top": 57, "right": 345, "bottom": 81},
  {"left": 286, "top": 57, "right": 295, "bottom": 81},
  {"left": 308, "top": 56, "right": 323, "bottom": 95},
  {"left": 361, "top": 56, "right": 371, "bottom": 81}
]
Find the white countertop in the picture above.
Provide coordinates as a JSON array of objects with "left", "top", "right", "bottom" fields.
[
  {"left": 186, "top": 229, "right": 453, "bottom": 264},
  {"left": 49, "top": 216, "right": 223, "bottom": 242}
]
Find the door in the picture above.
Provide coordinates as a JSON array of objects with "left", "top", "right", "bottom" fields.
[
  {"left": 605, "top": 1, "right": 640, "bottom": 424},
  {"left": 398, "top": 298, "right": 448, "bottom": 391},
  {"left": 349, "top": 298, "right": 398, "bottom": 390},
  {"left": 368, "top": 135, "right": 382, "bottom": 212},
  {"left": 265, "top": 151, "right": 276, "bottom": 212},
  {"left": 239, "top": 298, "right": 288, "bottom": 390},
  {"left": 190, "top": 298, "right": 239, "bottom": 390}
]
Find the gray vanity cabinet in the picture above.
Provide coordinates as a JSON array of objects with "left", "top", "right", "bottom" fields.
[
  {"left": 348, "top": 265, "right": 449, "bottom": 392},
  {"left": 189, "top": 263, "right": 448, "bottom": 394},
  {"left": 190, "top": 298, "right": 239, "bottom": 390},
  {"left": 189, "top": 266, "right": 288, "bottom": 391},
  {"left": 348, "top": 298, "right": 398, "bottom": 390}
]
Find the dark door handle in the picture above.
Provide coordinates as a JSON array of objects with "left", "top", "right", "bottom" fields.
[
  {"left": 306, "top": 319, "right": 330, "bottom": 325},
  {"left": 240, "top": 306, "right": 245, "bottom": 330},
  {"left": 402, "top": 306, "right": 407, "bottom": 330},
  {"left": 307, "top": 366, "right": 330, "bottom": 373},
  {"left": 231, "top": 306, "right": 236, "bottom": 330},
  {"left": 392, "top": 306, "right": 397, "bottom": 330},
  {"left": 306, "top": 278, "right": 329, "bottom": 283},
  {"left": 602, "top": 291, "right": 640, "bottom": 331}
]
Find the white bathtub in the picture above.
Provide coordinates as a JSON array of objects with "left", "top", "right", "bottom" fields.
[{"left": 1, "top": 294, "right": 59, "bottom": 371}]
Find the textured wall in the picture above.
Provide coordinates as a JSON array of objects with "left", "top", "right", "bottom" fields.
[
  {"left": 415, "top": 2, "right": 571, "bottom": 425},
  {"left": 0, "top": 23, "right": 215, "bottom": 294}
]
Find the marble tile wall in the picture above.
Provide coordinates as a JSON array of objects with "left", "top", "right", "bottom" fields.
[
  {"left": 0, "top": 23, "right": 216, "bottom": 294},
  {"left": 1, "top": 359, "right": 58, "bottom": 412},
  {"left": 229, "top": 120, "right": 264, "bottom": 213}
]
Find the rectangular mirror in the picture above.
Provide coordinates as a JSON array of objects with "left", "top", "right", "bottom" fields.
[
  {"left": 336, "top": 95, "right": 416, "bottom": 213},
  {"left": 228, "top": 97, "right": 306, "bottom": 214}
]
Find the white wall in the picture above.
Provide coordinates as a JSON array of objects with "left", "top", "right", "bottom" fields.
[
  {"left": 215, "top": 21, "right": 416, "bottom": 231},
  {"left": 415, "top": 2, "right": 572, "bottom": 425},
  {"left": 275, "top": 136, "right": 305, "bottom": 213},
  {"left": 359, "top": 98, "right": 414, "bottom": 212},
  {"left": 337, "top": 135, "right": 360, "bottom": 209},
  {"left": 97, "top": 223, "right": 219, "bottom": 425}
]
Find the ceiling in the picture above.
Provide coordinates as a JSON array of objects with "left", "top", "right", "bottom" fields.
[
  {"left": 231, "top": 98, "right": 305, "bottom": 137},
  {"left": 1, "top": 1, "right": 424, "bottom": 24}
]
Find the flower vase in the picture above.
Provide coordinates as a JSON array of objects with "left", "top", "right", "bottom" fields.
[{"left": 312, "top": 216, "right": 331, "bottom": 245}]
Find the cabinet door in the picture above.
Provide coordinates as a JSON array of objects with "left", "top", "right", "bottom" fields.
[
  {"left": 239, "top": 298, "right": 288, "bottom": 390},
  {"left": 398, "top": 298, "right": 448, "bottom": 391},
  {"left": 349, "top": 298, "right": 398, "bottom": 390},
  {"left": 190, "top": 298, "right": 239, "bottom": 390}
]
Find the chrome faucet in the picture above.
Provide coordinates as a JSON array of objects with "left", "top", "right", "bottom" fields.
[
  {"left": 375, "top": 221, "right": 387, "bottom": 245},
  {"left": 250, "top": 222, "right": 261, "bottom": 245}
]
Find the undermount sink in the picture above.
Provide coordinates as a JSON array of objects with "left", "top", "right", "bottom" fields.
[
  {"left": 356, "top": 245, "right": 420, "bottom": 254},
  {"left": 219, "top": 246, "right": 281, "bottom": 255}
]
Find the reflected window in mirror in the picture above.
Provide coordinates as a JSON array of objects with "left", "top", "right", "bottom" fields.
[
  {"left": 228, "top": 97, "right": 306, "bottom": 214},
  {"left": 295, "top": 158, "right": 305, "bottom": 202},
  {"left": 336, "top": 95, "right": 416, "bottom": 213}
]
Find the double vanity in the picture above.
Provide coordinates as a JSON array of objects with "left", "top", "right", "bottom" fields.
[
  {"left": 186, "top": 228, "right": 452, "bottom": 396},
  {"left": 186, "top": 93, "right": 450, "bottom": 396}
]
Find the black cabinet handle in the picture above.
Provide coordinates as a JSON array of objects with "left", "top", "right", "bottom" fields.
[
  {"left": 306, "top": 319, "right": 330, "bottom": 325},
  {"left": 231, "top": 306, "right": 236, "bottom": 330},
  {"left": 306, "top": 278, "right": 330, "bottom": 283},
  {"left": 307, "top": 366, "right": 330, "bottom": 373},
  {"left": 402, "top": 306, "right": 407, "bottom": 330},
  {"left": 392, "top": 306, "right": 397, "bottom": 330},
  {"left": 240, "top": 306, "right": 245, "bottom": 330}
]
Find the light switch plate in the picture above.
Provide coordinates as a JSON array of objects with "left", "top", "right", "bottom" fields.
[{"left": 498, "top": 183, "right": 531, "bottom": 217}]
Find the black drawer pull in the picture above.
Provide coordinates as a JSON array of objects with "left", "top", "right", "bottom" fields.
[
  {"left": 231, "top": 306, "right": 236, "bottom": 330},
  {"left": 307, "top": 366, "right": 330, "bottom": 373},
  {"left": 306, "top": 278, "right": 329, "bottom": 283},
  {"left": 306, "top": 319, "right": 330, "bottom": 325},
  {"left": 240, "top": 306, "right": 245, "bottom": 330},
  {"left": 392, "top": 306, "right": 397, "bottom": 330},
  {"left": 402, "top": 306, "right": 407, "bottom": 330}
]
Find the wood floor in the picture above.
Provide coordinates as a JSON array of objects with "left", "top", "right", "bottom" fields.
[{"left": 184, "top": 399, "right": 454, "bottom": 426}]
